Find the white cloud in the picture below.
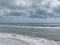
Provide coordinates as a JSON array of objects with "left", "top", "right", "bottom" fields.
[
  {"left": 0, "top": 8, "right": 11, "bottom": 16},
  {"left": 13, "top": 0, "right": 32, "bottom": 7}
]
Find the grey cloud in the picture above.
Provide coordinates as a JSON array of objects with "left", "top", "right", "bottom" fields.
[
  {"left": 0, "top": 0, "right": 60, "bottom": 18},
  {"left": 53, "top": 7, "right": 60, "bottom": 13}
]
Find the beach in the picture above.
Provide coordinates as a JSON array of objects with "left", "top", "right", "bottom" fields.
[{"left": 0, "top": 33, "right": 60, "bottom": 45}]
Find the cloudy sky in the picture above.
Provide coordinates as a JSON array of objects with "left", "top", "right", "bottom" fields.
[{"left": 0, "top": 0, "right": 60, "bottom": 23}]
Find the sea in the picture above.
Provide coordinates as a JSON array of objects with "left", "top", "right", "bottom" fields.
[{"left": 0, "top": 23, "right": 60, "bottom": 45}]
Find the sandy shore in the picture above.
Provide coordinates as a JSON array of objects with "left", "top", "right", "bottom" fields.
[{"left": 0, "top": 37, "right": 31, "bottom": 45}]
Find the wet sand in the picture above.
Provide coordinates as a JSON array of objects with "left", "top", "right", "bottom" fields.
[{"left": 0, "top": 37, "right": 31, "bottom": 45}]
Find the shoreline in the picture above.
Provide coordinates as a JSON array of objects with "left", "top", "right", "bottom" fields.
[
  {"left": 0, "top": 33, "right": 60, "bottom": 45},
  {"left": 0, "top": 37, "right": 31, "bottom": 45}
]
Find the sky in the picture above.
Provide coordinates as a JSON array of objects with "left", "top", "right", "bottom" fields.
[{"left": 0, "top": 0, "right": 60, "bottom": 23}]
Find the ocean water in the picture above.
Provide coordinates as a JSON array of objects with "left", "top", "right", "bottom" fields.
[{"left": 0, "top": 23, "right": 60, "bottom": 45}]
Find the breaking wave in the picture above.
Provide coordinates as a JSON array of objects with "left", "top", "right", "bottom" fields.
[
  {"left": 0, "top": 25, "right": 60, "bottom": 28},
  {"left": 0, "top": 33, "right": 60, "bottom": 45}
]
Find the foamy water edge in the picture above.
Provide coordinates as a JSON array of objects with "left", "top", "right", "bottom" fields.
[
  {"left": 0, "top": 25, "right": 60, "bottom": 28},
  {"left": 0, "top": 33, "right": 60, "bottom": 45}
]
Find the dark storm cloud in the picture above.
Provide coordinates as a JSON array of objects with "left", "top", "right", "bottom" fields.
[
  {"left": 53, "top": 7, "right": 60, "bottom": 13},
  {"left": 0, "top": 0, "right": 60, "bottom": 18}
]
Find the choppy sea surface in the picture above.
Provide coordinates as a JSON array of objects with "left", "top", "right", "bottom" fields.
[{"left": 0, "top": 23, "right": 60, "bottom": 45}]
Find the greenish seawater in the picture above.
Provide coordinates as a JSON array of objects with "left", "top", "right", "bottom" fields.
[{"left": 0, "top": 23, "right": 60, "bottom": 41}]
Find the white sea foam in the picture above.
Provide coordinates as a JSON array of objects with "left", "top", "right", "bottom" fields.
[
  {"left": 0, "top": 25, "right": 60, "bottom": 28},
  {"left": 0, "top": 33, "right": 60, "bottom": 45}
]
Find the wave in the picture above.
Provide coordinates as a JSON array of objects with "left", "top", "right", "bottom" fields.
[
  {"left": 0, "top": 33, "right": 60, "bottom": 45},
  {"left": 0, "top": 25, "right": 60, "bottom": 28}
]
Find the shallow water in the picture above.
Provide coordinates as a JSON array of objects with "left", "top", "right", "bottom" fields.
[
  {"left": 0, "top": 23, "right": 60, "bottom": 45},
  {"left": 0, "top": 33, "right": 60, "bottom": 45}
]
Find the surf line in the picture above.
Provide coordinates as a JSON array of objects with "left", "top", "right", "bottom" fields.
[
  {"left": 1, "top": 25, "right": 60, "bottom": 28},
  {"left": 33, "top": 27, "right": 60, "bottom": 28},
  {"left": 9, "top": 26, "right": 60, "bottom": 28}
]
